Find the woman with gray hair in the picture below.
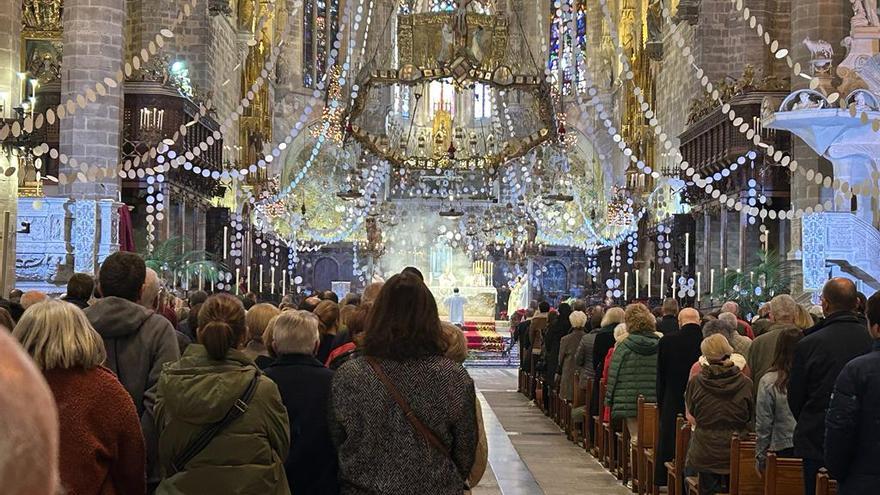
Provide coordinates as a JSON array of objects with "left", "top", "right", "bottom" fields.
[
  {"left": 688, "top": 319, "right": 751, "bottom": 380},
  {"left": 14, "top": 300, "right": 146, "bottom": 495},
  {"left": 718, "top": 312, "right": 752, "bottom": 357},
  {"left": 264, "top": 310, "right": 339, "bottom": 494},
  {"left": 557, "top": 310, "right": 589, "bottom": 402}
]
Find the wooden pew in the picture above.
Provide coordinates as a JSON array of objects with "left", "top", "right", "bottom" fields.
[
  {"left": 616, "top": 419, "right": 631, "bottom": 484},
  {"left": 639, "top": 399, "right": 659, "bottom": 495},
  {"left": 664, "top": 415, "right": 690, "bottom": 495},
  {"left": 534, "top": 376, "right": 545, "bottom": 412},
  {"left": 816, "top": 468, "right": 838, "bottom": 495},
  {"left": 583, "top": 377, "right": 594, "bottom": 451},
  {"left": 728, "top": 434, "right": 762, "bottom": 495},
  {"left": 685, "top": 433, "right": 760, "bottom": 495},
  {"left": 763, "top": 452, "right": 804, "bottom": 495}
]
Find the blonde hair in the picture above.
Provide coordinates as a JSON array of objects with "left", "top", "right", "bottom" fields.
[
  {"left": 569, "top": 311, "right": 588, "bottom": 329},
  {"left": 601, "top": 307, "right": 625, "bottom": 327},
  {"left": 441, "top": 322, "right": 468, "bottom": 363},
  {"left": 624, "top": 303, "right": 656, "bottom": 333},
  {"left": 701, "top": 333, "right": 734, "bottom": 364},
  {"left": 14, "top": 300, "right": 106, "bottom": 370},
  {"left": 794, "top": 304, "right": 814, "bottom": 330},
  {"left": 246, "top": 303, "right": 281, "bottom": 343},
  {"left": 613, "top": 323, "right": 629, "bottom": 343}
]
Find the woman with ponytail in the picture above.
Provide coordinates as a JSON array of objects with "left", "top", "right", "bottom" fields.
[{"left": 154, "top": 293, "right": 291, "bottom": 494}]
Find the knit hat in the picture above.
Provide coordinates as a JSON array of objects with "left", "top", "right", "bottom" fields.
[
  {"left": 569, "top": 311, "right": 588, "bottom": 329},
  {"left": 701, "top": 333, "right": 734, "bottom": 364}
]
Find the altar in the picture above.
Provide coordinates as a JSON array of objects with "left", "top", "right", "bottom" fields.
[{"left": 433, "top": 285, "right": 498, "bottom": 322}]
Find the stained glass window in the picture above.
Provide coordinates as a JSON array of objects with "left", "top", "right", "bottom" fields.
[
  {"left": 547, "top": 0, "right": 588, "bottom": 94},
  {"left": 430, "top": 0, "right": 458, "bottom": 11},
  {"left": 474, "top": 83, "right": 491, "bottom": 119},
  {"left": 303, "top": 0, "right": 340, "bottom": 88}
]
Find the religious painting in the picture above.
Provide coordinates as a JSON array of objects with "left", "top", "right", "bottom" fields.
[{"left": 23, "top": 39, "right": 62, "bottom": 84}]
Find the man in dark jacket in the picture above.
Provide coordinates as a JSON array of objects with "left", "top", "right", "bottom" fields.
[
  {"left": 265, "top": 310, "right": 339, "bottom": 494},
  {"left": 654, "top": 307, "right": 703, "bottom": 488},
  {"left": 84, "top": 252, "right": 180, "bottom": 490},
  {"left": 657, "top": 297, "right": 680, "bottom": 335},
  {"left": 62, "top": 272, "right": 94, "bottom": 309},
  {"left": 788, "top": 277, "right": 872, "bottom": 495},
  {"left": 824, "top": 291, "right": 880, "bottom": 495}
]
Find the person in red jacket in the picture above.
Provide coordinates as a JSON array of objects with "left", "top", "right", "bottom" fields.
[{"left": 14, "top": 300, "right": 146, "bottom": 495}]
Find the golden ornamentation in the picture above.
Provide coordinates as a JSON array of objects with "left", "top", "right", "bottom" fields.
[{"left": 22, "top": 0, "right": 62, "bottom": 37}]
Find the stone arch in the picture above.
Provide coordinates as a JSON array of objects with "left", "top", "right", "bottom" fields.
[{"left": 313, "top": 256, "right": 339, "bottom": 291}]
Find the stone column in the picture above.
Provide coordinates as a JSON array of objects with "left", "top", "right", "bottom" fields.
[
  {"left": 0, "top": 0, "right": 20, "bottom": 293},
  {"left": 59, "top": 0, "right": 124, "bottom": 199}
]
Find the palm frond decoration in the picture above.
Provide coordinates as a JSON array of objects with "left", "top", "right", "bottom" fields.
[
  {"left": 140, "top": 237, "right": 228, "bottom": 288},
  {"left": 712, "top": 250, "right": 792, "bottom": 318}
]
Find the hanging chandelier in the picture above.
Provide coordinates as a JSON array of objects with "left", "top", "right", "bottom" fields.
[{"left": 346, "top": 7, "right": 559, "bottom": 171}]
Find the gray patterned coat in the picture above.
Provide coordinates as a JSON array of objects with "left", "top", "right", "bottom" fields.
[{"left": 330, "top": 355, "right": 478, "bottom": 494}]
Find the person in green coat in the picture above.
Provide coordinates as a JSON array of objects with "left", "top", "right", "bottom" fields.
[
  {"left": 605, "top": 303, "right": 661, "bottom": 443},
  {"left": 155, "top": 294, "right": 291, "bottom": 495}
]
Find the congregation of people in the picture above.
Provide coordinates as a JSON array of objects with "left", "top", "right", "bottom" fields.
[
  {"left": 513, "top": 277, "right": 880, "bottom": 495},
  {"left": 0, "top": 255, "right": 487, "bottom": 495}
]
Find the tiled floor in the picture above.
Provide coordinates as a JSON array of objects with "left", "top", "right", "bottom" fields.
[{"left": 469, "top": 368, "right": 631, "bottom": 495}]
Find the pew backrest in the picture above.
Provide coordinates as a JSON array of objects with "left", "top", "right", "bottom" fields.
[
  {"left": 729, "top": 434, "right": 762, "bottom": 495},
  {"left": 764, "top": 452, "right": 804, "bottom": 495}
]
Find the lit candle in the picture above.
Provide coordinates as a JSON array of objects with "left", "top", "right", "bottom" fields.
[
  {"left": 660, "top": 268, "right": 665, "bottom": 299},
  {"left": 635, "top": 269, "right": 640, "bottom": 299},
  {"left": 282, "top": 269, "right": 287, "bottom": 295},
  {"left": 697, "top": 271, "right": 702, "bottom": 302},
  {"left": 764, "top": 234, "right": 769, "bottom": 254},
  {"left": 672, "top": 271, "right": 677, "bottom": 296},
  {"left": 648, "top": 267, "right": 652, "bottom": 298},
  {"left": 210, "top": 278, "right": 214, "bottom": 293},
  {"left": 259, "top": 266, "right": 264, "bottom": 293},
  {"left": 223, "top": 227, "right": 228, "bottom": 259},
  {"left": 270, "top": 267, "right": 276, "bottom": 294},
  {"left": 198, "top": 267, "right": 203, "bottom": 291},
  {"left": 685, "top": 233, "right": 690, "bottom": 266},
  {"left": 624, "top": 271, "right": 629, "bottom": 301},
  {"left": 235, "top": 268, "right": 241, "bottom": 295},
  {"left": 750, "top": 271, "right": 754, "bottom": 284},
  {"left": 247, "top": 266, "right": 252, "bottom": 292},
  {"left": 710, "top": 268, "right": 715, "bottom": 295}
]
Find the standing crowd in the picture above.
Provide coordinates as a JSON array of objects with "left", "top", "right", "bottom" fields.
[
  {"left": 514, "top": 277, "right": 880, "bottom": 495},
  {"left": 0, "top": 254, "right": 487, "bottom": 495}
]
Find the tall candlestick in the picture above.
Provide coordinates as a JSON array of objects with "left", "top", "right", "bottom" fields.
[
  {"left": 210, "top": 278, "right": 214, "bottom": 293},
  {"left": 750, "top": 271, "right": 754, "bottom": 284},
  {"left": 247, "top": 266, "right": 252, "bottom": 292},
  {"left": 259, "top": 266, "right": 264, "bottom": 293},
  {"left": 270, "top": 267, "right": 276, "bottom": 294},
  {"left": 198, "top": 267, "right": 203, "bottom": 291},
  {"left": 710, "top": 268, "right": 715, "bottom": 295},
  {"left": 763, "top": 234, "right": 769, "bottom": 255},
  {"left": 672, "top": 271, "right": 678, "bottom": 297},
  {"left": 648, "top": 267, "right": 652, "bottom": 298},
  {"left": 635, "top": 269, "right": 640, "bottom": 299},
  {"left": 660, "top": 269, "right": 665, "bottom": 299},
  {"left": 697, "top": 271, "right": 702, "bottom": 302},
  {"left": 685, "top": 233, "right": 690, "bottom": 266},
  {"left": 223, "top": 227, "right": 228, "bottom": 259},
  {"left": 624, "top": 271, "right": 629, "bottom": 301},
  {"left": 235, "top": 268, "right": 241, "bottom": 295},
  {"left": 282, "top": 269, "right": 287, "bottom": 296}
]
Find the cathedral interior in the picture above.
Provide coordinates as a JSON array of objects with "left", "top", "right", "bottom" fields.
[{"left": 0, "top": 0, "right": 879, "bottom": 308}]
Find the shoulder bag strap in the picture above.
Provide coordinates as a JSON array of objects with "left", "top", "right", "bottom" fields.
[
  {"left": 366, "top": 357, "right": 451, "bottom": 457},
  {"left": 169, "top": 370, "right": 262, "bottom": 475}
]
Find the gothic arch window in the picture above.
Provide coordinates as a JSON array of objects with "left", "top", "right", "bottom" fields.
[
  {"left": 303, "top": 0, "right": 340, "bottom": 88},
  {"left": 313, "top": 257, "right": 340, "bottom": 291},
  {"left": 548, "top": 0, "right": 587, "bottom": 94},
  {"left": 430, "top": 0, "right": 458, "bottom": 11}
]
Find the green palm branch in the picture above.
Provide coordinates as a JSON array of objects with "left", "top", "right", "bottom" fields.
[
  {"left": 712, "top": 250, "right": 792, "bottom": 317},
  {"left": 140, "top": 237, "right": 228, "bottom": 286}
]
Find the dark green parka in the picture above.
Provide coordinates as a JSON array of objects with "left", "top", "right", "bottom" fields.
[
  {"left": 605, "top": 332, "right": 660, "bottom": 419},
  {"left": 154, "top": 345, "right": 291, "bottom": 495}
]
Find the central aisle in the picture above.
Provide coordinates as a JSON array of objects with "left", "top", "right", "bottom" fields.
[{"left": 469, "top": 368, "right": 631, "bottom": 495}]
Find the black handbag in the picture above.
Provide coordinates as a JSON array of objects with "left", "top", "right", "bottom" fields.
[{"left": 169, "top": 370, "right": 261, "bottom": 475}]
